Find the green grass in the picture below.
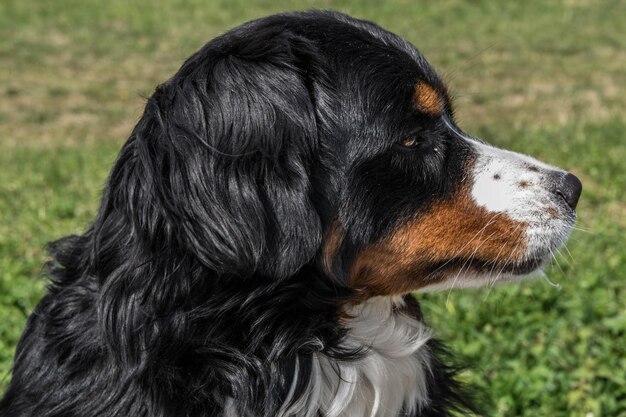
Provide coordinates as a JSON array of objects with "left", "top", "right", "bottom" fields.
[{"left": 1, "top": 1, "right": 625, "bottom": 416}]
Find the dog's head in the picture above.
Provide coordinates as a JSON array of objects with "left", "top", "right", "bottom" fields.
[{"left": 103, "top": 11, "right": 580, "bottom": 300}]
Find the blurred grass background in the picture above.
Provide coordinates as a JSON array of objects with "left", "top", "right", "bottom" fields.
[{"left": 0, "top": 0, "right": 624, "bottom": 415}]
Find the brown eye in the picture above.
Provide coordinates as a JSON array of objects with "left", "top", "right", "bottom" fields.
[{"left": 398, "top": 138, "right": 419, "bottom": 148}]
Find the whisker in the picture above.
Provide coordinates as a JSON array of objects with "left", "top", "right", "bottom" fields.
[
  {"left": 561, "top": 244, "right": 576, "bottom": 264},
  {"left": 554, "top": 247, "right": 570, "bottom": 267},
  {"left": 569, "top": 225, "right": 594, "bottom": 234},
  {"left": 546, "top": 248, "right": 566, "bottom": 288},
  {"left": 483, "top": 223, "right": 523, "bottom": 302},
  {"left": 445, "top": 228, "right": 500, "bottom": 306},
  {"left": 539, "top": 269, "right": 562, "bottom": 289},
  {"left": 484, "top": 260, "right": 511, "bottom": 303},
  {"left": 424, "top": 212, "right": 505, "bottom": 282}
]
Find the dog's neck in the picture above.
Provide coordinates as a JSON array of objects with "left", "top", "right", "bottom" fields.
[
  {"left": 281, "top": 295, "right": 433, "bottom": 417},
  {"left": 224, "top": 296, "right": 433, "bottom": 417}
]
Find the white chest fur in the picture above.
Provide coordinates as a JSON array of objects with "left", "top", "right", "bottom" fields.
[{"left": 279, "top": 296, "right": 433, "bottom": 417}]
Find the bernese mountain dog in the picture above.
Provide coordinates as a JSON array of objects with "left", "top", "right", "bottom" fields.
[{"left": 0, "top": 10, "right": 582, "bottom": 417}]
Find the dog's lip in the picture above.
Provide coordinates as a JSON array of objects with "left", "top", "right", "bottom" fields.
[
  {"left": 434, "top": 256, "right": 546, "bottom": 276},
  {"left": 475, "top": 257, "right": 545, "bottom": 275},
  {"left": 504, "top": 257, "right": 546, "bottom": 275}
]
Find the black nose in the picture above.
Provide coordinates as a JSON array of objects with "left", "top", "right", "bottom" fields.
[{"left": 556, "top": 173, "right": 582, "bottom": 210}]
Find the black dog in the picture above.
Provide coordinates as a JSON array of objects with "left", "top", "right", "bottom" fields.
[{"left": 0, "top": 11, "right": 581, "bottom": 417}]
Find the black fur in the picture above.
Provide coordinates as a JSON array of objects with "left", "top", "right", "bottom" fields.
[{"left": 1, "top": 11, "right": 478, "bottom": 417}]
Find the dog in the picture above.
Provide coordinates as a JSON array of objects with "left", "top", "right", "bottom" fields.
[{"left": 0, "top": 10, "right": 581, "bottom": 417}]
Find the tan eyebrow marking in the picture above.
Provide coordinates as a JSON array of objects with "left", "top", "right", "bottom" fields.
[{"left": 414, "top": 81, "right": 444, "bottom": 116}]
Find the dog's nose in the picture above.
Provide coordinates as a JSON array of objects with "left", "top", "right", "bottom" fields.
[{"left": 556, "top": 173, "right": 582, "bottom": 210}]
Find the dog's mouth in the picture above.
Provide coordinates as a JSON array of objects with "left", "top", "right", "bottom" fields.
[
  {"left": 484, "top": 256, "right": 547, "bottom": 275},
  {"left": 414, "top": 254, "right": 553, "bottom": 293},
  {"left": 433, "top": 255, "right": 546, "bottom": 277}
]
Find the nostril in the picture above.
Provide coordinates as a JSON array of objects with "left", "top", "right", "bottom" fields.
[{"left": 556, "top": 173, "right": 582, "bottom": 210}]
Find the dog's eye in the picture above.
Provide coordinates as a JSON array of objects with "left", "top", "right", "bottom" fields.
[{"left": 397, "top": 138, "right": 420, "bottom": 149}]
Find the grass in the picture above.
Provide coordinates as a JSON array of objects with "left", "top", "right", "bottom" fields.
[{"left": 1, "top": 0, "right": 625, "bottom": 415}]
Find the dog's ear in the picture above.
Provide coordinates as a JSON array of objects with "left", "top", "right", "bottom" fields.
[
  {"left": 89, "top": 30, "right": 332, "bottom": 367},
  {"left": 104, "top": 30, "right": 329, "bottom": 280}
]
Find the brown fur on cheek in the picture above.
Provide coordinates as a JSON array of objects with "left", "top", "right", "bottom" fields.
[
  {"left": 348, "top": 186, "right": 528, "bottom": 298},
  {"left": 321, "top": 221, "right": 344, "bottom": 274}
]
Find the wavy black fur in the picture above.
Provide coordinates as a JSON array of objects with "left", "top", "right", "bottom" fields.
[{"left": 1, "top": 11, "right": 478, "bottom": 417}]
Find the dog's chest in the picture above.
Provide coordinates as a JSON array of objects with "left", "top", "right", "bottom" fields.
[
  {"left": 294, "top": 296, "right": 433, "bottom": 417},
  {"left": 226, "top": 297, "right": 432, "bottom": 417}
]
